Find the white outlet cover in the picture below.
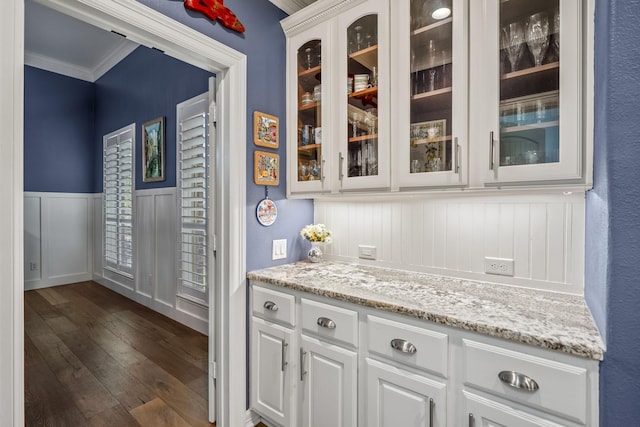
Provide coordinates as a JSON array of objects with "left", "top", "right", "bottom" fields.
[
  {"left": 484, "top": 257, "right": 514, "bottom": 276},
  {"left": 358, "top": 245, "right": 377, "bottom": 260}
]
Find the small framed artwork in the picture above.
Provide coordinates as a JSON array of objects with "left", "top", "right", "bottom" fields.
[
  {"left": 142, "top": 117, "right": 165, "bottom": 182},
  {"left": 254, "top": 150, "right": 279, "bottom": 186},
  {"left": 254, "top": 111, "right": 279, "bottom": 149}
]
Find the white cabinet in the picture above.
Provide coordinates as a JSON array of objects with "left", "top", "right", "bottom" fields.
[
  {"left": 300, "top": 334, "right": 358, "bottom": 427},
  {"left": 477, "top": 0, "right": 584, "bottom": 184},
  {"left": 249, "top": 282, "right": 598, "bottom": 427},
  {"left": 251, "top": 317, "right": 295, "bottom": 427},
  {"left": 464, "top": 391, "right": 565, "bottom": 427},
  {"left": 366, "top": 358, "right": 447, "bottom": 427},
  {"left": 282, "top": 0, "right": 591, "bottom": 196}
]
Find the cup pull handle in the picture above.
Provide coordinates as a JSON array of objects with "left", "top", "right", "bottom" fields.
[
  {"left": 317, "top": 317, "right": 336, "bottom": 329},
  {"left": 390, "top": 338, "right": 417, "bottom": 354},
  {"left": 263, "top": 301, "right": 278, "bottom": 312},
  {"left": 498, "top": 370, "right": 540, "bottom": 392}
]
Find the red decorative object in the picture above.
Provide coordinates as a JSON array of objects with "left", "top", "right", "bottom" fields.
[{"left": 184, "top": 0, "right": 245, "bottom": 33}]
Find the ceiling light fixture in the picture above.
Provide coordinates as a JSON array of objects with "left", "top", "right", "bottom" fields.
[{"left": 432, "top": 7, "right": 451, "bottom": 20}]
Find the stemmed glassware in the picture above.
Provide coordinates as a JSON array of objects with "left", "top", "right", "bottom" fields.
[
  {"left": 553, "top": 8, "right": 560, "bottom": 57},
  {"left": 525, "top": 12, "right": 550, "bottom": 67},
  {"left": 501, "top": 22, "right": 525, "bottom": 72}
]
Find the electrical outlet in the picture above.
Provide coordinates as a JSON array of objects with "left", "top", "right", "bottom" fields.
[
  {"left": 29, "top": 262, "right": 38, "bottom": 272},
  {"left": 272, "top": 239, "right": 287, "bottom": 260},
  {"left": 358, "top": 245, "right": 377, "bottom": 260},
  {"left": 484, "top": 257, "right": 514, "bottom": 276}
]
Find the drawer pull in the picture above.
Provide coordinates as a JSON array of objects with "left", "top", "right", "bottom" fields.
[
  {"left": 498, "top": 370, "right": 540, "bottom": 392},
  {"left": 317, "top": 317, "right": 336, "bottom": 329},
  {"left": 390, "top": 338, "right": 417, "bottom": 354},
  {"left": 263, "top": 301, "right": 278, "bottom": 312},
  {"left": 281, "top": 341, "right": 288, "bottom": 372},
  {"left": 469, "top": 413, "right": 475, "bottom": 427}
]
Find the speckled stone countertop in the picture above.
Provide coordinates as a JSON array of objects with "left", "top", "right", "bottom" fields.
[{"left": 247, "top": 261, "right": 604, "bottom": 360}]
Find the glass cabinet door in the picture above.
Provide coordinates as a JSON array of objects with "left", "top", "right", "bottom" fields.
[
  {"left": 339, "top": 0, "right": 390, "bottom": 191},
  {"left": 487, "top": 0, "right": 581, "bottom": 183},
  {"left": 287, "top": 26, "right": 331, "bottom": 195},
  {"left": 396, "top": 0, "right": 468, "bottom": 188}
]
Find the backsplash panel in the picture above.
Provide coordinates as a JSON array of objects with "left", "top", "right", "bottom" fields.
[{"left": 315, "top": 193, "right": 584, "bottom": 294}]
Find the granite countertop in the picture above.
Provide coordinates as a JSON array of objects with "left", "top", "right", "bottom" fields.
[{"left": 247, "top": 261, "right": 604, "bottom": 360}]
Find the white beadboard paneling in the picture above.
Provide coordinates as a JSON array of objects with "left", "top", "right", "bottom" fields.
[
  {"left": 315, "top": 193, "right": 585, "bottom": 294},
  {"left": 136, "top": 194, "right": 155, "bottom": 298},
  {"left": 155, "top": 191, "right": 177, "bottom": 307},
  {"left": 47, "top": 196, "right": 89, "bottom": 278},
  {"left": 24, "top": 196, "right": 41, "bottom": 283},
  {"left": 92, "top": 195, "right": 103, "bottom": 280},
  {"left": 24, "top": 192, "right": 92, "bottom": 290}
]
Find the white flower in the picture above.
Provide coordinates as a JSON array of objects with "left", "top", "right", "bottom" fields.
[{"left": 300, "top": 223, "right": 332, "bottom": 243}]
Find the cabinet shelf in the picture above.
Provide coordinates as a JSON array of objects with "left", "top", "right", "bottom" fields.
[
  {"left": 348, "top": 134, "right": 378, "bottom": 143},
  {"left": 411, "top": 135, "right": 452, "bottom": 145},
  {"left": 299, "top": 65, "right": 322, "bottom": 91},
  {"left": 299, "top": 101, "right": 320, "bottom": 111},
  {"left": 411, "top": 86, "right": 452, "bottom": 105},
  {"left": 501, "top": 62, "right": 559, "bottom": 100},
  {"left": 349, "top": 45, "right": 378, "bottom": 70},
  {"left": 500, "top": 120, "right": 559, "bottom": 134},
  {"left": 299, "top": 143, "right": 321, "bottom": 152}
]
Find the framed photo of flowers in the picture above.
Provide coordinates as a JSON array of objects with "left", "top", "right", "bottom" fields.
[
  {"left": 254, "top": 150, "right": 279, "bottom": 186},
  {"left": 142, "top": 117, "right": 165, "bottom": 182},
  {"left": 254, "top": 111, "right": 279, "bottom": 149}
]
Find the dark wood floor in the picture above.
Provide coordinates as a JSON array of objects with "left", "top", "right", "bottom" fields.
[{"left": 25, "top": 281, "right": 214, "bottom": 426}]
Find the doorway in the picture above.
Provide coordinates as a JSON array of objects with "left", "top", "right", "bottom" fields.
[{"left": 2, "top": 0, "right": 248, "bottom": 425}]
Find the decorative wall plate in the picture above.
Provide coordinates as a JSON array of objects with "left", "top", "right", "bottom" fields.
[{"left": 256, "top": 197, "right": 277, "bottom": 226}]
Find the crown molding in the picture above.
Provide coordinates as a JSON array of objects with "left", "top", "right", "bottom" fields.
[
  {"left": 280, "top": 0, "right": 365, "bottom": 35},
  {"left": 91, "top": 39, "right": 137, "bottom": 81},
  {"left": 269, "top": 0, "right": 315, "bottom": 15},
  {"left": 24, "top": 51, "right": 94, "bottom": 81}
]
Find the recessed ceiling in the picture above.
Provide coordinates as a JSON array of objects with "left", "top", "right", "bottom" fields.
[{"left": 24, "top": 0, "right": 138, "bottom": 82}]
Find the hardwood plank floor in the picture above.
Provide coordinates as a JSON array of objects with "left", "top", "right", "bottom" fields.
[{"left": 25, "top": 281, "right": 215, "bottom": 427}]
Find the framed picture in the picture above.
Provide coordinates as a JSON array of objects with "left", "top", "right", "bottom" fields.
[
  {"left": 253, "top": 111, "right": 279, "bottom": 148},
  {"left": 142, "top": 117, "right": 165, "bottom": 182},
  {"left": 254, "top": 150, "right": 279, "bottom": 186},
  {"left": 409, "top": 119, "right": 447, "bottom": 147}
]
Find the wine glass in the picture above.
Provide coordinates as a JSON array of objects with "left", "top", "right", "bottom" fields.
[
  {"left": 525, "top": 13, "right": 550, "bottom": 67},
  {"left": 553, "top": 8, "right": 560, "bottom": 57},
  {"left": 501, "top": 22, "right": 525, "bottom": 72}
]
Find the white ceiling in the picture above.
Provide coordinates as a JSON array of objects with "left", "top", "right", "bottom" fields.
[{"left": 24, "top": 0, "right": 314, "bottom": 82}]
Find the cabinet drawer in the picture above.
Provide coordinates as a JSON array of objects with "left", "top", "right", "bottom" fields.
[
  {"left": 301, "top": 298, "right": 358, "bottom": 347},
  {"left": 463, "top": 339, "right": 588, "bottom": 424},
  {"left": 367, "top": 315, "right": 448, "bottom": 377},
  {"left": 252, "top": 285, "right": 295, "bottom": 327}
]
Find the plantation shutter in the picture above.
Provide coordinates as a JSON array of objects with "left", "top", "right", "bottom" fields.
[
  {"left": 177, "top": 92, "right": 210, "bottom": 300},
  {"left": 103, "top": 124, "right": 134, "bottom": 277}
]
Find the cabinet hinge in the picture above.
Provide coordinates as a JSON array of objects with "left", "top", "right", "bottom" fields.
[{"left": 210, "top": 361, "right": 217, "bottom": 379}]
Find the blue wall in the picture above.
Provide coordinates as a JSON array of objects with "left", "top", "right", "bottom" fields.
[
  {"left": 136, "top": 0, "right": 314, "bottom": 270},
  {"left": 24, "top": 66, "right": 96, "bottom": 193},
  {"left": 94, "top": 45, "right": 213, "bottom": 192},
  {"left": 587, "top": 0, "right": 640, "bottom": 425}
]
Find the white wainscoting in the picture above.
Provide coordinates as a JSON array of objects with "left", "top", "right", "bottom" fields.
[
  {"left": 315, "top": 192, "right": 585, "bottom": 295},
  {"left": 24, "top": 192, "right": 92, "bottom": 290},
  {"left": 92, "top": 188, "right": 208, "bottom": 334}
]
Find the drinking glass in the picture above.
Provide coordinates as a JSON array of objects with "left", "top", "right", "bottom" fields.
[
  {"left": 427, "top": 40, "right": 438, "bottom": 91},
  {"left": 501, "top": 22, "right": 525, "bottom": 72},
  {"left": 525, "top": 13, "right": 550, "bottom": 67},
  {"left": 553, "top": 8, "right": 560, "bottom": 56}
]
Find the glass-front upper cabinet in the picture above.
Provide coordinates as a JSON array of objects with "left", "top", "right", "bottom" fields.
[
  {"left": 338, "top": 0, "right": 390, "bottom": 191},
  {"left": 287, "top": 26, "right": 331, "bottom": 195},
  {"left": 485, "top": 0, "right": 581, "bottom": 183},
  {"left": 396, "top": 0, "right": 468, "bottom": 188}
]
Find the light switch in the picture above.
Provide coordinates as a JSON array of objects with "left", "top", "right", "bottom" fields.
[{"left": 272, "top": 239, "right": 287, "bottom": 260}]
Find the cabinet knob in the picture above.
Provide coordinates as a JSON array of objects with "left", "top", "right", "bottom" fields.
[
  {"left": 263, "top": 301, "right": 278, "bottom": 312},
  {"left": 317, "top": 317, "right": 336, "bottom": 329},
  {"left": 498, "top": 370, "right": 540, "bottom": 392},
  {"left": 390, "top": 338, "right": 417, "bottom": 354}
]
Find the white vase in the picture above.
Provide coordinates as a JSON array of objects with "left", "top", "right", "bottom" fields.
[{"left": 307, "top": 243, "right": 324, "bottom": 263}]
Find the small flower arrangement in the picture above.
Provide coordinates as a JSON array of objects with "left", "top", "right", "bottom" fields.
[{"left": 300, "top": 223, "right": 332, "bottom": 243}]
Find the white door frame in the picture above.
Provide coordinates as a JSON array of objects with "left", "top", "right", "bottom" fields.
[{"left": 3, "top": 1, "right": 247, "bottom": 426}]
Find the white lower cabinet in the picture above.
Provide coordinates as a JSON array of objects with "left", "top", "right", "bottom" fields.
[
  {"left": 366, "top": 358, "right": 447, "bottom": 427},
  {"left": 251, "top": 317, "right": 295, "bottom": 427},
  {"left": 464, "top": 391, "right": 564, "bottom": 427},
  {"left": 300, "top": 334, "right": 357, "bottom": 427},
  {"left": 249, "top": 282, "right": 599, "bottom": 427}
]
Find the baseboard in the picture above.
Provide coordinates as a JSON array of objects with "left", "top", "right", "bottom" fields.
[
  {"left": 245, "top": 409, "right": 262, "bottom": 427},
  {"left": 24, "top": 273, "right": 92, "bottom": 291}
]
